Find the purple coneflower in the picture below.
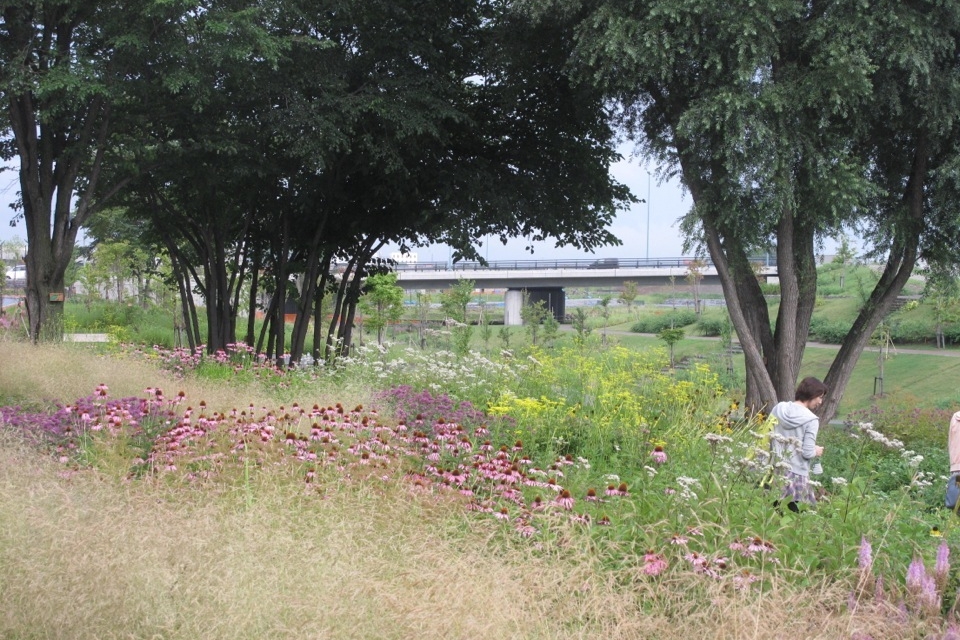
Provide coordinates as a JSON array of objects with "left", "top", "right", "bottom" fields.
[
  {"left": 554, "top": 489, "right": 575, "bottom": 510},
  {"left": 650, "top": 445, "right": 668, "bottom": 465},
  {"left": 642, "top": 551, "right": 668, "bottom": 576}
]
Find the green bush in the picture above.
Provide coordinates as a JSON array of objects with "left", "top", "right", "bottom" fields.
[
  {"left": 693, "top": 315, "right": 725, "bottom": 337},
  {"left": 938, "top": 322, "right": 960, "bottom": 345},
  {"left": 808, "top": 316, "right": 852, "bottom": 343},
  {"left": 630, "top": 309, "right": 697, "bottom": 334},
  {"left": 889, "top": 319, "right": 934, "bottom": 344},
  {"left": 844, "top": 402, "right": 953, "bottom": 450}
]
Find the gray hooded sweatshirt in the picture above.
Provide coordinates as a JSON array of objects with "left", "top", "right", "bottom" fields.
[{"left": 770, "top": 401, "right": 820, "bottom": 476}]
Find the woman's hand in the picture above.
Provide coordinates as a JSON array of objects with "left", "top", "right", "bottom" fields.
[{"left": 815, "top": 445, "right": 824, "bottom": 457}]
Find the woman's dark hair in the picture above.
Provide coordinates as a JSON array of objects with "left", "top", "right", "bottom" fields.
[{"left": 795, "top": 376, "right": 828, "bottom": 402}]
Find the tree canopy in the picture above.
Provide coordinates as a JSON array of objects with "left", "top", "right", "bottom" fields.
[{"left": 529, "top": 0, "right": 960, "bottom": 420}]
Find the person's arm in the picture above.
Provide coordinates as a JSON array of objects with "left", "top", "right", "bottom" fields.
[{"left": 801, "top": 420, "right": 820, "bottom": 460}]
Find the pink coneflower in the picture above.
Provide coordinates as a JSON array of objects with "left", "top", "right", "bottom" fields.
[
  {"left": 733, "top": 570, "right": 759, "bottom": 591},
  {"left": 747, "top": 537, "right": 774, "bottom": 554},
  {"left": 585, "top": 488, "right": 600, "bottom": 502},
  {"left": 597, "top": 515, "right": 611, "bottom": 526},
  {"left": 570, "top": 513, "right": 590, "bottom": 525},
  {"left": 554, "top": 489, "right": 575, "bottom": 510},
  {"left": 642, "top": 551, "right": 668, "bottom": 576},
  {"left": 650, "top": 445, "right": 668, "bottom": 465},
  {"left": 494, "top": 507, "right": 511, "bottom": 521},
  {"left": 669, "top": 534, "right": 688, "bottom": 546},
  {"left": 684, "top": 551, "right": 707, "bottom": 568}
]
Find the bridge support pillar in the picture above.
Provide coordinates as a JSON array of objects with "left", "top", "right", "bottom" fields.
[{"left": 503, "top": 287, "right": 565, "bottom": 326}]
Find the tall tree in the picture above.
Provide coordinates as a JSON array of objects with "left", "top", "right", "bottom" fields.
[
  {"left": 534, "top": 0, "right": 960, "bottom": 421},
  {"left": 0, "top": 0, "right": 158, "bottom": 340}
]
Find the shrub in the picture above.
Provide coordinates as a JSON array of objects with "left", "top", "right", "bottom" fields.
[
  {"left": 630, "top": 309, "right": 697, "bottom": 334},
  {"left": 844, "top": 402, "right": 953, "bottom": 450},
  {"left": 808, "top": 316, "right": 852, "bottom": 343},
  {"left": 889, "top": 319, "right": 934, "bottom": 344},
  {"left": 694, "top": 315, "right": 726, "bottom": 337}
]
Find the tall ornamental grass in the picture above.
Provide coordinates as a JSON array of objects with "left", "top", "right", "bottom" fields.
[{"left": 3, "top": 340, "right": 960, "bottom": 638}]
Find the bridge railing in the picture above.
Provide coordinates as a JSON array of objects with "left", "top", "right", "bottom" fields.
[
  {"left": 393, "top": 257, "right": 700, "bottom": 271},
  {"left": 373, "top": 255, "right": 777, "bottom": 272}
]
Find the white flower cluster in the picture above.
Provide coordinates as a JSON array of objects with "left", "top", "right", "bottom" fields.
[
  {"left": 911, "top": 470, "right": 935, "bottom": 489},
  {"left": 901, "top": 450, "right": 924, "bottom": 468},
  {"left": 830, "top": 477, "right": 848, "bottom": 487},
  {"left": 675, "top": 476, "right": 700, "bottom": 501},
  {"left": 704, "top": 433, "right": 733, "bottom": 444},
  {"left": 343, "top": 345, "right": 522, "bottom": 401},
  {"left": 855, "top": 422, "right": 905, "bottom": 450}
]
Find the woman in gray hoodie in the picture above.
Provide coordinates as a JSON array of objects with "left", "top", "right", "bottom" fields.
[{"left": 770, "top": 376, "right": 828, "bottom": 512}]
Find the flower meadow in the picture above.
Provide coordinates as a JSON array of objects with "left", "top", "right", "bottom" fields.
[{"left": 3, "top": 340, "right": 960, "bottom": 638}]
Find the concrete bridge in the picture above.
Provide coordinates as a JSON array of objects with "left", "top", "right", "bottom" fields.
[{"left": 390, "top": 256, "right": 777, "bottom": 325}]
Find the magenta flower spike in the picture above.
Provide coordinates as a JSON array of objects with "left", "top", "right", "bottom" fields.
[
  {"left": 936, "top": 540, "right": 950, "bottom": 577},
  {"left": 906, "top": 557, "right": 925, "bottom": 593},
  {"left": 858, "top": 536, "right": 873, "bottom": 573}
]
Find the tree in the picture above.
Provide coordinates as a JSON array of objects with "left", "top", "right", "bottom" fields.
[
  {"left": 359, "top": 272, "right": 404, "bottom": 347},
  {"left": 833, "top": 236, "right": 857, "bottom": 292},
  {"left": 440, "top": 278, "right": 475, "bottom": 356},
  {"left": 658, "top": 327, "right": 685, "bottom": 369},
  {"left": 520, "top": 293, "right": 549, "bottom": 346},
  {"left": 685, "top": 259, "right": 706, "bottom": 316},
  {"left": 921, "top": 265, "right": 960, "bottom": 350},
  {"left": 0, "top": 0, "right": 177, "bottom": 340},
  {"left": 596, "top": 295, "right": 612, "bottom": 346},
  {"left": 533, "top": 0, "right": 960, "bottom": 422},
  {"left": 571, "top": 307, "right": 593, "bottom": 347},
  {"left": 618, "top": 280, "right": 640, "bottom": 317}
]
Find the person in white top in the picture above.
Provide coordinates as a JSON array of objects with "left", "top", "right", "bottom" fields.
[{"left": 770, "top": 376, "right": 828, "bottom": 512}]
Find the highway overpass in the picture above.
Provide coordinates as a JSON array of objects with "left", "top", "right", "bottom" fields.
[
  {"left": 387, "top": 257, "right": 778, "bottom": 325},
  {"left": 391, "top": 257, "right": 778, "bottom": 290}
]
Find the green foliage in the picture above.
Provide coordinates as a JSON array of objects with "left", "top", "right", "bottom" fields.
[
  {"left": 359, "top": 272, "right": 405, "bottom": 346},
  {"left": 808, "top": 317, "right": 853, "bottom": 344},
  {"left": 571, "top": 308, "right": 593, "bottom": 347},
  {"left": 618, "top": 281, "right": 639, "bottom": 312},
  {"left": 439, "top": 280, "right": 475, "bottom": 356},
  {"left": 520, "top": 297, "right": 550, "bottom": 346},
  {"left": 693, "top": 313, "right": 727, "bottom": 337},
  {"left": 630, "top": 310, "right": 697, "bottom": 334},
  {"left": 657, "top": 327, "right": 685, "bottom": 367}
]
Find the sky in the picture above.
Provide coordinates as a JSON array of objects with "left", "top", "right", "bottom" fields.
[{"left": 0, "top": 152, "right": 694, "bottom": 260}]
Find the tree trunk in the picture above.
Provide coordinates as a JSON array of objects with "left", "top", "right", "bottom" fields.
[{"left": 820, "top": 142, "right": 927, "bottom": 423}]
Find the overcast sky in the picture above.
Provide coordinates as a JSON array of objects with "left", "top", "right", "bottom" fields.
[{"left": 0, "top": 153, "right": 692, "bottom": 259}]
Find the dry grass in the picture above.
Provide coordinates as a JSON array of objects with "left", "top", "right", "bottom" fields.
[
  {"left": 0, "top": 341, "right": 370, "bottom": 412},
  {"left": 0, "top": 342, "right": 937, "bottom": 639},
  {"left": 0, "top": 436, "right": 913, "bottom": 640}
]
